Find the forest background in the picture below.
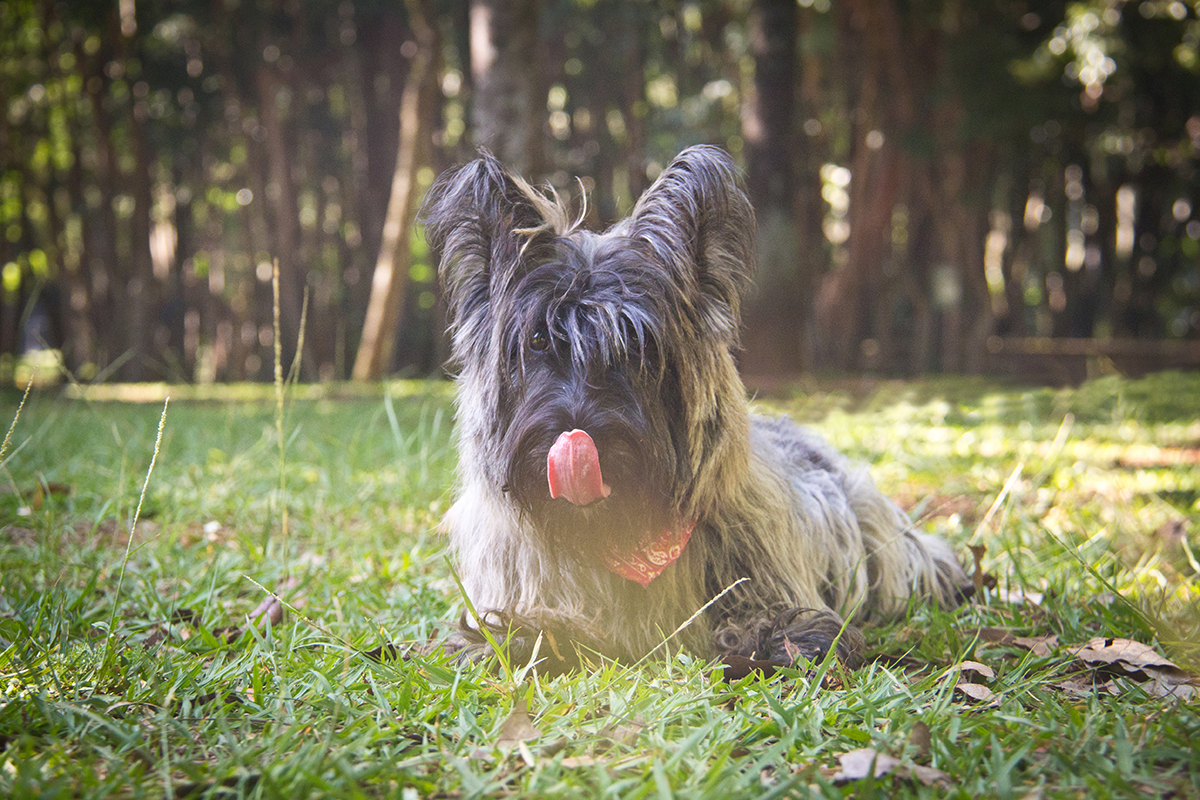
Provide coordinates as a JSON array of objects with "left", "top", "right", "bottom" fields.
[{"left": 2, "top": 0, "right": 1199, "bottom": 385}]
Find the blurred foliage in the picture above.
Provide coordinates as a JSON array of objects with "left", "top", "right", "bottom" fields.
[{"left": 0, "top": 0, "right": 1197, "bottom": 382}]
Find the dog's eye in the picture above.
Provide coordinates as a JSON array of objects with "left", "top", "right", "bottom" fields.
[{"left": 529, "top": 328, "right": 550, "bottom": 352}]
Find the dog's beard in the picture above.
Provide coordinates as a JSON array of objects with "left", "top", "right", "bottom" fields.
[{"left": 498, "top": 379, "right": 678, "bottom": 564}]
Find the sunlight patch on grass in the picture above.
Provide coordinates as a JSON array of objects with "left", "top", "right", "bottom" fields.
[{"left": 2, "top": 372, "right": 1199, "bottom": 797}]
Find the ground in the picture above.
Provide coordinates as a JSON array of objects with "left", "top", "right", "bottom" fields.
[{"left": 1, "top": 372, "right": 1198, "bottom": 798}]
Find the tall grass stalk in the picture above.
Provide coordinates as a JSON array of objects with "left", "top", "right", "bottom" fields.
[
  {"left": 101, "top": 396, "right": 169, "bottom": 681},
  {"left": 286, "top": 287, "right": 310, "bottom": 387},
  {"left": 0, "top": 375, "right": 32, "bottom": 464},
  {"left": 272, "top": 260, "right": 289, "bottom": 560}
]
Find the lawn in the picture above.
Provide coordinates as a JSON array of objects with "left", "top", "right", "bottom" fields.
[{"left": 1, "top": 373, "right": 1198, "bottom": 798}]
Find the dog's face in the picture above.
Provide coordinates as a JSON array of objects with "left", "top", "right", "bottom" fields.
[{"left": 422, "top": 146, "right": 755, "bottom": 560}]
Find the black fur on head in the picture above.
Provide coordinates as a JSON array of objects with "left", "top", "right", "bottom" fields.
[{"left": 419, "top": 146, "right": 756, "bottom": 559}]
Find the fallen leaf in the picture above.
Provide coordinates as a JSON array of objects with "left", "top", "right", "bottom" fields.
[
  {"left": 559, "top": 755, "right": 601, "bottom": 768},
  {"left": 1143, "top": 672, "right": 1198, "bottom": 701},
  {"left": 907, "top": 721, "right": 931, "bottom": 760},
  {"left": 1054, "top": 675, "right": 1097, "bottom": 697},
  {"left": 1012, "top": 634, "right": 1058, "bottom": 656},
  {"left": 832, "top": 748, "right": 900, "bottom": 782},
  {"left": 30, "top": 482, "right": 71, "bottom": 510},
  {"left": 544, "top": 629, "right": 565, "bottom": 662},
  {"left": 970, "top": 628, "right": 1057, "bottom": 656},
  {"left": 495, "top": 698, "right": 540, "bottom": 750},
  {"left": 969, "top": 545, "right": 987, "bottom": 596},
  {"left": 909, "top": 763, "right": 952, "bottom": 787},
  {"left": 954, "top": 682, "right": 999, "bottom": 704},
  {"left": 1070, "top": 638, "right": 1179, "bottom": 671},
  {"left": 973, "top": 627, "right": 1016, "bottom": 645},
  {"left": 249, "top": 596, "right": 284, "bottom": 628},
  {"left": 957, "top": 660, "right": 996, "bottom": 680},
  {"left": 1056, "top": 638, "right": 1199, "bottom": 701}
]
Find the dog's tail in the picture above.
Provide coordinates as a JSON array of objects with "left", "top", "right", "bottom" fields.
[{"left": 845, "top": 470, "right": 973, "bottom": 620}]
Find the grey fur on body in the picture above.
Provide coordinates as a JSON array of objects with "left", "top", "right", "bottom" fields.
[{"left": 421, "top": 145, "right": 969, "bottom": 671}]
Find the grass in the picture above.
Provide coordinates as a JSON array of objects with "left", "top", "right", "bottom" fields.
[{"left": 1, "top": 372, "right": 1199, "bottom": 798}]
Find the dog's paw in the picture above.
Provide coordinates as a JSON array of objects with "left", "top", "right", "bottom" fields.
[{"left": 714, "top": 607, "right": 865, "bottom": 669}]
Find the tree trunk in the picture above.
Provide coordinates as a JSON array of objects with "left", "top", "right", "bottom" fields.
[
  {"left": 352, "top": 2, "right": 437, "bottom": 380},
  {"left": 79, "top": 36, "right": 122, "bottom": 369},
  {"left": 255, "top": 63, "right": 305, "bottom": 374},
  {"left": 740, "top": 0, "right": 801, "bottom": 376},
  {"left": 469, "top": 0, "right": 543, "bottom": 176},
  {"left": 124, "top": 76, "right": 157, "bottom": 381}
]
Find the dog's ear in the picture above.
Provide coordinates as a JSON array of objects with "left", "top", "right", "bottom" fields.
[
  {"left": 628, "top": 145, "right": 755, "bottom": 328},
  {"left": 420, "top": 152, "right": 561, "bottom": 332}
]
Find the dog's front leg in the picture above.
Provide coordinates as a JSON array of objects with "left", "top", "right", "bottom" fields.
[{"left": 713, "top": 606, "right": 865, "bottom": 669}]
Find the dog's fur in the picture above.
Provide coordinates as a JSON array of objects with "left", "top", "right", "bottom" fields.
[{"left": 422, "top": 145, "right": 969, "bottom": 671}]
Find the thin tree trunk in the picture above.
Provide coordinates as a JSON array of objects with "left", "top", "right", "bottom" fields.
[
  {"left": 741, "top": 0, "right": 800, "bottom": 376},
  {"left": 125, "top": 77, "right": 157, "bottom": 381},
  {"left": 79, "top": 36, "right": 122, "bottom": 367},
  {"left": 352, "top": 2, "right": 437, "bottom": 380},
  {"left": 256, "top": 63, "right": 304, "bottom": 373},
  {"left": 469, "top": 0, "right": 543, "bottom": 176}
]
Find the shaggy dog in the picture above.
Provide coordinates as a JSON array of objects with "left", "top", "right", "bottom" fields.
[{"left": 421, "top": 145, "right": 969, "bottom": 672}]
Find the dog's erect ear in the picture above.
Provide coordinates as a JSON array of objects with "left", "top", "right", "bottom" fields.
[
  {"left": 628, "top": 146, "right": 755, "bottom": 328},
  {"left": 420, "top": 152, "right": 562, "bottom": 331}
]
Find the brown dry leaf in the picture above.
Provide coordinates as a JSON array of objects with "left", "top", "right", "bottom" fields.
[
  {"left": 495, "top": 698, "right": 540, "bottom": 750},
  {"left": 1070, "top": 638, "right": 1179, "bottom": 671},
  {"left": 544, "top": 629, "right": 565, "bottom": 662},
  {"left": 910, "top": 763, "right": 952, "bottom": 787},
  {"left": 1143, "top": 671, "right": 1199, "bottom": 701},
  {"left": 954, "top": 682, "right": 999, "bottom": 704},
  {"left": 559, "top": 755, "right": 601, "bottom": 768},
  {"left": 957, "top": 660, "right": 996, "bottom": 681},
  {"left": 1013, "top": 634, "right": 1058, "bottom": 656},
  {"left": 249, "top": 596, "right": 284, "bottom": 628},
  {"left": 908, "top": 721, "right": 931, "bottom": 760},
  {"left": 1054, "top": 674, "right": 1097, "bottom": 697},
  {"left": 971, "top": 628, "right": 1057, "bottom": 656},
  {"left": 1074, "top": 639, "right": 1200, "bottom": 699},
  {"left": 31, "top": 481, "right": 72, "bottom": 510},
  {"left": 969, "top": 545, "right": 988, "bottom": 596},
  {"left": 974, "top": 627, "right": 1017, "bottom": 645},
  {"left": 1055, "top": 638, "right": 1198, "bottom": 701}
]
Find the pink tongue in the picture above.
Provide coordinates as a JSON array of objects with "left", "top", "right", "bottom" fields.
[{"left": 547, "top": 429, "right": 612, "bottom": 506}]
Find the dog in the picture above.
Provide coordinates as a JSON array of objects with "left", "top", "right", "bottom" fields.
[{"left": 421, "top": 145, "right": 969, "bottom": 672}]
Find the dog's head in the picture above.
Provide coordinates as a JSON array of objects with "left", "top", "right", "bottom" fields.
[{"left": 421, "top": 146, "right": 755, "bottom": 559}]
